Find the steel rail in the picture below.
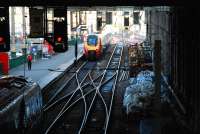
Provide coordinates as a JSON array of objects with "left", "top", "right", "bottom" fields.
[
  {"left": 119, "top": 70, "right": 125, "bottom": 81},
  {"left": 45, "top": 64, "right": 93, "bottom": 134},
  {"left": 56, "top": 73, "right": 116, "bottom": 119},
  {"left": 43, "top": 62, "right": 87, "bottom": 109},
  {"left": 78, "top": 45, "right": 118, "bottom": 133},
  {"left": 44, "top": 74, "right": 116, "bottom": 134},
  {"left": 44, "top": 44, "right": 121, "bottom": 134},
  {"left": 75, "top": 71, "right": 88, "bottom": 134},
  {"left": 77, "top": 71, "right": 117, "bottom": 134},
  {"left": 78, "top": 44, "right": 123, "bottom": 133},
  {"left": 43, "top": 73, "right": 103, "bottom": 112},
  {"left": 104, "top": 45, "right": 123, "bottom": 133}
]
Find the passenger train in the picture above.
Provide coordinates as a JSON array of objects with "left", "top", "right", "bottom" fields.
[
  {"left": 83, "top": 34, "right": 102, "bottom": 60},
  {"left": 83, "top": 33, "right": 111, "bottom": 60}
]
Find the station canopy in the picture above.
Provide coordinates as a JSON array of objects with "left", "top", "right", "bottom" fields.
[{"left": 0, "top": 0, "right": 185, "bottom": 6}]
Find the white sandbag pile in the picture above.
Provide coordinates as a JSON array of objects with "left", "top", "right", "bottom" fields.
[{"left": 123, "top": 70, "right": 169, "bottom": 114}]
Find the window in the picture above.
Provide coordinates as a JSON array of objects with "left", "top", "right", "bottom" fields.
[
  {"left": 47, "top": 21, "right": 53, "bottom": 33},
  {"left": 97, "top": 17, "right": 102, "bottom": 31},
  {"left": 47, "top": 9, "right": 53, "bottom": 20},
  {"left": 71, "top": 11, "right": 77, "bottom": 30},
  {"left": 106, "top": 12, "right": 112, "bottom": 24},
  {"left": 124, "top": 12, "right": 129, "bottom": 26},
  {"left": 87, "top": 35, "right": 98, "bottom": 46},
  {"left": 80, "top": 11, "right": 86, "bottom": 25},
  {"left": 124, "top": 18, "right": 129, "bottom": 26},
  {"left": 97, "top": 11, "right": 102, "bottom": 31},
  {"left": 124, "top": 12, "right": 129, "bottom": 17},
  {"left": 29, "top": 8, "right": 44, "bottom": 37},
  {"left": 134, "top": 12, "right": 140, "bottom": 24},
  {"left": 71, "top": 11, "right": 80, "bottom": 30}
]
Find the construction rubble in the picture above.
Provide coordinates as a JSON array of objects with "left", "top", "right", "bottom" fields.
[{"left": 123, "top": 70, "right": 170, "bottom": 114}]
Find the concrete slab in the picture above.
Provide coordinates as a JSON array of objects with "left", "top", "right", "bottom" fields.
[{"left": 4, "top": 45, "right": 83, "bottom": 89}]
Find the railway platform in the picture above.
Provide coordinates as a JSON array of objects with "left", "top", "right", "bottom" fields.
[{"left": 2, "top": 45, "right": 83, "bottom": 89}]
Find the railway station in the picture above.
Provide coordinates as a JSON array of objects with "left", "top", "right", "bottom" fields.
[{"left": 0, "top": 1, "right": 200, "bottom": 134}]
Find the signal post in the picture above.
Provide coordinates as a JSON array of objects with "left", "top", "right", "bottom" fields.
[{"left": 0, "top": 7, "right": 10, "bottom": 75}]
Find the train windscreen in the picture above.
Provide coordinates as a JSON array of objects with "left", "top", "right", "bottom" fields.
[{"left": 87, "top": 35, "right": 98, "bottom": 46}]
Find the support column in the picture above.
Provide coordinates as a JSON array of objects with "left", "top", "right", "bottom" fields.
[
  {"left": 75, "top": 10, "right": 78, "bottom": 62},
  {"left": 154, "top": 40, "right": 161, "bottom": 107},
  {"left": 10, "top": 7, "right": 17, "bottom": 58},
  {"left": 10, "top": 7, "right": 16, "bottom": 52},
  {"left": 140, "top": 39, "right": 162, "bottom": 134},
  {"left": 153, "top": 40, "right": 161, "bottom": 134},
  {"left": 22, "top": 7, "right": 26, "bottom": 49},
  {"left": 66, "top": 6, "right": 68, "bottom": 46},
  {"left": 44, "top": 6, "right": 48, "bottom": 38},
  {"left": 22, "top": 7, "right": 27, "bottom": 77}
]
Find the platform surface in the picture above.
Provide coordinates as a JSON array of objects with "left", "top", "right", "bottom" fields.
[{"left": 7, "top": 45, "right": 83, "bottom": 89}]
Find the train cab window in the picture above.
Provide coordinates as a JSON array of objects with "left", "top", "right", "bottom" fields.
[{"left": 87, "top": 35, "right": 98, "bottom": 46}]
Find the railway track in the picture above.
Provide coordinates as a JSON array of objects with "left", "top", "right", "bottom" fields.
[
  {"left": 80, "top": 43, "right": 123, "bottom": 134},
  {"left": 43, "top": 61, "right": 94, "bottom": 109},
  {"left": 42, "top": 60, "right": 98, "bottom": 132},
  {"left": 43, "top": 43, "right": 124, "bottom": 134},
  {"left": 42, "top": 60, "right": 85, "bottom": 105}
]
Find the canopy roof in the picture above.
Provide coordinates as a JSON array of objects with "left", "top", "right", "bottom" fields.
[{"left": 0, "top": 0, "right": 186, "bottom": 6}]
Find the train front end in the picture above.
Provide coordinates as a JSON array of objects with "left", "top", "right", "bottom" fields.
[{"left": 84, "top": 35, "right": 102, "bottom": 60}]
